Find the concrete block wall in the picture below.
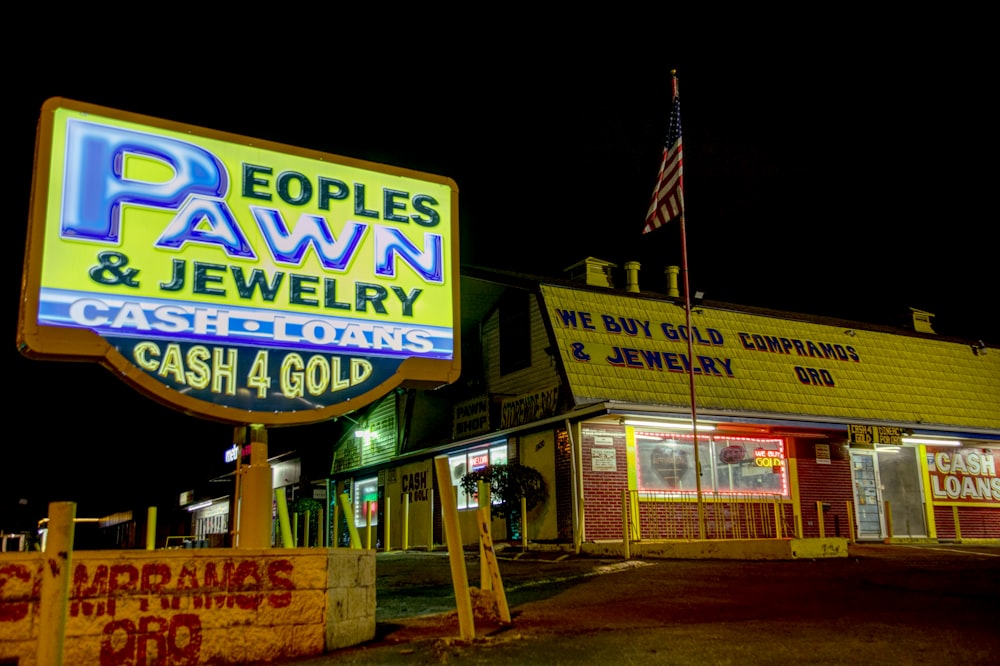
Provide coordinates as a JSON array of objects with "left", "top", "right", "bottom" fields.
[{"left": 0, "top": 548, "right": 374, "bottom": 665}]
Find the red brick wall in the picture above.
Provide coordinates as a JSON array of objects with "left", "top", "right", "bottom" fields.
[
  {"left": 795, "top": 441, "right": 854, "bottom": 539},
  {"left": 581, "top": 424, "right": 630, "bottom": 541},
  {"left": 933, "top": 505, "right": 1000, "bottom": 539}
]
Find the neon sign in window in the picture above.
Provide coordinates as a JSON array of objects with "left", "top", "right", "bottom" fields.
[
  {"left": 353, "top": 476, "right": 379, "bottom": 527},
  {"left": 635, "top": 434, "right": 787, "bottom": 497},
  {"left": 447, "top": 442, "right": 508, "bottom": 509}
]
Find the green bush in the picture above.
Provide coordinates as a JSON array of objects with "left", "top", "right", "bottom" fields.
[{"left": 459, "top": 462, "right": 547, "bottom": 520}]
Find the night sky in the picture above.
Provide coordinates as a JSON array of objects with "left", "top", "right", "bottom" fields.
[{"left": 5, "top": 21, "right": 997, "bottom": 528}]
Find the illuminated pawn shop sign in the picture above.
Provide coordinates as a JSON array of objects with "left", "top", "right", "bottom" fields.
[{"left": 18, "top": 98, "right": 461, "bottom": 425}]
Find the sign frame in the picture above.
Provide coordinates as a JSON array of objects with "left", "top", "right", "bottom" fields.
[{"left": 18, "top": 98, "right": 461, "bottom": 426}]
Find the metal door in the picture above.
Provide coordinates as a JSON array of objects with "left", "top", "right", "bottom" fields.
[{"left": 850, "top": 450, "right": 885, "bottom": 540}]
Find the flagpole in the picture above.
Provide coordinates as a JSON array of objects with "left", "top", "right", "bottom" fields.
[
  {"left": 643, "top": 69, "right": 704, "bottom": 538},
  {"left": 678, "top": 209, "right": 705, "bottom": 539}
]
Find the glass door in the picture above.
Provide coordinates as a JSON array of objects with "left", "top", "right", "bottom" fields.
[
  {"left": 877, "top": 447, "right": 927, "bottom": 538},
  {"left": 850, "top": 450, "right": 885, "bottom": 540}
]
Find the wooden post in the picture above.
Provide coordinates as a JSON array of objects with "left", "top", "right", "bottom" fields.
[
  {"left": 365, "top": 501, "right": 373, "bottom": 549},
  {"left": 952, "top": 505, "right": 962, "bottom": 541},
  {"left": 521, "top": 496, "right": 527, "bottom": 552},
  {"left": 845, "top": 501, "right": 856, "bottom": 544},
  {"left": 338, "top": 493, "right": 362, "bottom": 549},
  {"left": 146, "top": 506, "right": 157, "bottom": 550},
  {"left": 37, "top": 502, "right": 75, "bottom": 666},
  {"left": 884, "top": 500, "right": 893, "bottom": 539},
  {"left": 428, "top": 494, "right": 435, "bottom": 552},
  {"left": 816, "top": 501, "right": 826, "bottom": 538},
  {"left": 275, "top": 487, "right": 294, "bottom": 548},
  {"left": 434, "top": 456, "right": 475, "bottom": 639},
  {"left": 402, "top": 493, "right": 410, "bottom": 551},
  {"left": 622, "top": 489, "right": 631, "bottom": 560},
  {"left": 384, "top": 496, "right": 391, "bottom": 552},
  {"left": 239, "top": 425, "right": 273, "bottom": 549},
  {"left": 478, "top": 480, "right": 491, "bottom": 590},
  {"left": 478, "top": 508, "right": 511, "bottom": 623},
  {"left": 332, "top": 498, "right": 341, "bottom": 548}
]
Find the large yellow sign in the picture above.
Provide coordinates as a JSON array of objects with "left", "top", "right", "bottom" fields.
[{"left": 18, "top": 98, "right": 461, "bottom": 425}]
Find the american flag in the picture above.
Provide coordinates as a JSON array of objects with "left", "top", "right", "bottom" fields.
[{"left": 643, "top": 74, "right": 684, "bottom": 234}]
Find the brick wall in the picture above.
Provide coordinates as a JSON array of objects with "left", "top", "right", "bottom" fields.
[
  {"left": 932, "top": 505, "right": 1000, "bottom": 539},
  {"left": 795, "top": 441, "right": 854, "bottom": 539},
  {"left": 581, "top": 424, "right": 629, "bottom": 541}
]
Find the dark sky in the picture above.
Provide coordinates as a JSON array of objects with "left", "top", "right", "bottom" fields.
[{"left": 5, "top": 24, "right": 997, "bottom": 527}]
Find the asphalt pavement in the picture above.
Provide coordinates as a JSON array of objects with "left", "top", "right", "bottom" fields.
[{"left": 280, "top": 543, "right": 1000, "bottom": 665}]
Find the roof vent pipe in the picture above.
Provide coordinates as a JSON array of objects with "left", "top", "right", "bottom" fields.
[
  {"left": 624, "top": 261, "right": 641, "bottom": 293},
  {"left": 665, "top": 265, "right": 680, "bottom": 298}
]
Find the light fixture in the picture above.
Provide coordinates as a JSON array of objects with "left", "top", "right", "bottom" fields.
[
  {"left": 623, "top": 419, "right": 716, "bottom": 431},
  {"left": 844, "top": 329, "right": 856, "bottom": 337},
  {"left": 186, "top": 500, "right": 212, "bottom": 512},
  {"left": 972, "top": 341, "right": 987, "bottom": 356},
  {"left": 877, "top": 446, "right": 902, "bottom": 453},
  {"left": 901, "top": 437, "right": 961, "bottom": 447},
  {"left": 692, "top": 290, "right": 705, "bottom": 305}
]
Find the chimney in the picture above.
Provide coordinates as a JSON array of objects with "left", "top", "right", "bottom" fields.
[
  {"left": 624, "top": 261, "right": 641, "bottom": 293},
  {"left": 664, "top": 265, "right": 680, "bottom": 298},
  {"left": 909, "top": 307, "right": 937, "bottom": 334},
  {"left": 563, "top": 257, "right": 617, "bottom": 288}
]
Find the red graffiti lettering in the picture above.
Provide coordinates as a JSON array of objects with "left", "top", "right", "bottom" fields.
[
  {"left": 140, "top": 563, "right": 172, "bottom": 594},
  {"left": 100, "top": 619, "right": 136, "bottom": 665},
  {"left": 203, "top": 561, "right": 233, "bottom": 590},
  {"left": 267, "top": 559, "right": 294, "bottom": 608},
  {"left": 100, "top": 614, "right": 202, "bottom": 666},
  {"left": 0, "top": 563, "right": 32, "bottom": 622}
]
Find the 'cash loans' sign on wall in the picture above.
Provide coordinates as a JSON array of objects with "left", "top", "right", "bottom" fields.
[{"left": 19, "top": 98, "right": 461, "bottom": 425}]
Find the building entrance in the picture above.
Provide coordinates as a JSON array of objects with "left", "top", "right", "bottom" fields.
[{"left": 850, "top": 448, "right": 927, "bottom": 540}]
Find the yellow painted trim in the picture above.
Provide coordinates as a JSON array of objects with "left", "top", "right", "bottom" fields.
[
  {"left": 787, "top": 454, "right": 803, "bottom": 538},
  {"left": 918, "top": 445, "right": 938, "bottom": 538},
  {"left": 624, "top": 426, "right": 641, "bottom": 540}
]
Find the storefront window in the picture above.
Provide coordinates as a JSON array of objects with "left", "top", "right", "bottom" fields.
[
  {"left": 353, "top": 476, "right": 379, "bottom": 527},
  {"left": 636, "top": 433, "right": 787, "bottom": 497},
  {"left": 448, "top": 442, "right": 508, "bottom": 509}
]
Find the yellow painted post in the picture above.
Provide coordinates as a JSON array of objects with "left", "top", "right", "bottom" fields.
[
  {"left": 332, "top": 500, "right": 341, "bottom": 548},
  {"left": 402, "top": 493, "right": 410, "bottom": 551},
  {"left": 292, "top": 512, "right": 298, "bottom": 546},
  {"left": 773, "top": 499, "right": 782, "bottom": 539},
  {"left": 477, "top": 508, "right": 511, "bottom": 623},
  {"left": 338, "top": 493, "right": 362, "bottom": 549},
  {"left": 384, "top": 496, "right": 392, "bottom": 553},
  {"left": 884, "top": 501, "right": 893, "bottom": 538},
  {"left": 845, "top": 501, "right": 856, "bottom": 544},
  {"left": 478, "top": 480, "right": 491, "bottom": 590},
  {"left": 239, "top": 425, "right": 273, "bottom": 549},
  {"left": 434, "top": 455, "right": 475, "bottom": 640},
  {"left": 622, "top": 489, "right": 631, "bottom": 560},
  {"left": 146, "top": 506, "right": 157, "bottom": 550},
  {"left": 952, "top": 505, "right": 962, "bottom": 541},
  {"left": 37, "top": 502, "right": 75, "bottom": 666},
  {"left": 365, "top": 501, "right": 373, "bottom": 550},
  {"left": 816, "top": 501, "right": 826, "bottom": 538},
  {"left": 521, "top": 496, "right": 527, "bottom": 552},
  {"left": 275, "top": 487, "right": 294, "bottom": 548},
  {"left": 318, "top": 507, "right": 325, "bottom": 548},
  {"left": 428, "top": 494, "right": 435, "bottom": 552},
  {"left": 304, "top": 509, "right": 311, "bottom": 547}
]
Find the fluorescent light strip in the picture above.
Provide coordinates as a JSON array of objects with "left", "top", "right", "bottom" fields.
[
  {"left": 901, "top": 437, "right": 961, "bottom": 447},
  {"left": 623, "top": 419, "right": 716, "bottom": 431}
]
